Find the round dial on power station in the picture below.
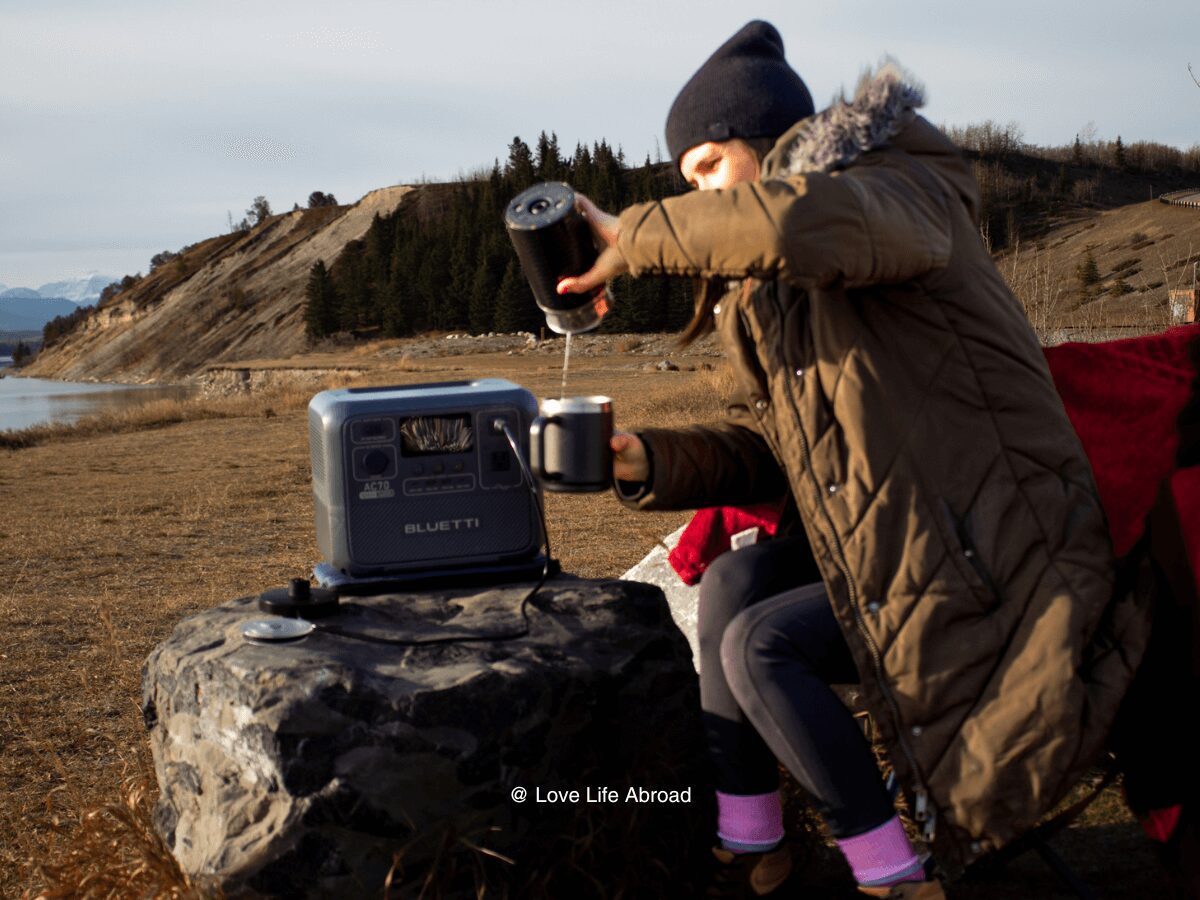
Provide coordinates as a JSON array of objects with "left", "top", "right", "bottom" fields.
[{"left": 363, "top": 449, "right": 391, "bottom": 476}]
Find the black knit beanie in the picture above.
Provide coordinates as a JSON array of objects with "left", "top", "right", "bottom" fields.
[{"left": 665, "top": 20, "right": 814, "bottom": 168}]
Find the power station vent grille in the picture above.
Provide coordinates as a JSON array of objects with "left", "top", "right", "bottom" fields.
[{"left": 309, "top": 414, "right": 326, "bottom": 486}]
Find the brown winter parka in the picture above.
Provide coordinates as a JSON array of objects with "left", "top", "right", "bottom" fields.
[{"left": 614, "top": 64, "right": 1153, "bottom": 868}]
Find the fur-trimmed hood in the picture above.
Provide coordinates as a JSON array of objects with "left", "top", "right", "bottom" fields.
[
  {"left": 782, "top": 59, "right": 924, "bottom": 175},
  {"left": 764, "top": 60, "right": 981, "bottom": 222}
]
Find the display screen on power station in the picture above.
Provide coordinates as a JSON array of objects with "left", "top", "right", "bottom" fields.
[{"left": 399, "top": 415, "right": 474, "bottom": 456}]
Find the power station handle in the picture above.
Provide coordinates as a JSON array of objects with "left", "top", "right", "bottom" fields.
[{"left": 529, "top": 415, "right": 563, "bottom": 482}]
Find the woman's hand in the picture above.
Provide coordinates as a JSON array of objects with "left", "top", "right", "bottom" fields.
[
  {"left": 557, "top": 194, "right": 629, "bottom": 295},
  {"left": 611, "top": 431, "right": 649, "bottom": 483}
]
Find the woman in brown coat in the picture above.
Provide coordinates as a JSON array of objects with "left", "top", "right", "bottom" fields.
[{"left": 559, "top": 20, "right": 1152, "bottom": 899}]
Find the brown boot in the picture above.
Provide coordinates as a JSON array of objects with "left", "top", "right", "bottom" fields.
[
  {"left": 707, "top": 844, "right": 794, "bottom": 897},
  {"left": 857, "top": 878, "right": 947, "bottom": 899}
]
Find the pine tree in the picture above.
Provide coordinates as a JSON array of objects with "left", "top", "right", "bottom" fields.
[
  {"left": 505, "top": 136, "right": 536, "bottom": 190},
  {"left": 590, "top": 140, "right": 623, "bottom": 209},
  {"left": 571, "top": 142, "right": 594, "bottom": 199},
  {"left": 535, "top": 131, "right": 563, "bottom": 182},
  {"left": 336, "top": 242, "right": 374, "bottom": 331},
  {"left": 416, "top": 242, "right": 451, "bottom": 329},
  {"left": 493, "top": 258, "right": 540, "bottom": 333},
  {"left": 445, "top": 221, "right": 474, "bottom": 330},
  {"left": 486, "top": 161, "right": 504, "bottom": 220},
  {"left": 1075, "top": 251, "right": 1101, "bottom": 298},
  {"left": 318, "top": 132, "right": 694, "bottom": 339},
  {"left": 468, "top": 237, "right": 504, "bottom": 333},
  {"left": 304, "top": 260, "right": 340, "bottom": 338},
  {"left": 1072, "top": 135, "right": 1084, "bottom": 167},
  {"left": 247, "top": 196, "right": 273, "bottom": 226},
  {"left": 381, "top": 275, "right": 408, "bottom": 337},
  {"left": 1114, "top": 135, "right": 1126, "bottom": 169}
]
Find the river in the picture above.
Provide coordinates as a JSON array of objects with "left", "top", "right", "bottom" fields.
[{"left": 0, "top": 361, "right": 193, "bottom": 432}]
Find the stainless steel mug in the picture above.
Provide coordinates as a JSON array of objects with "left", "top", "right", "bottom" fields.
[{"left": 529, "top": 396, "right": 613, "bottom": 492}]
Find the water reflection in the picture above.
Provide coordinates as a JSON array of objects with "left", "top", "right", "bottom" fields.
[{"left": 0, "top": 372, "right": 194, "bottom": 432}]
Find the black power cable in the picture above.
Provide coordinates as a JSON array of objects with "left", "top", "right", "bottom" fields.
[{"left": 311, "top": 418, "right": 553, "bottom": 647}]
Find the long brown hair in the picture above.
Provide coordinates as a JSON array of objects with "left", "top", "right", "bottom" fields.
[
  {"left": 677, "top": 277, "right": 759, "bottom": 347},
  {"left": 675, "top": 136, "right": 775, "bottom": 347}
]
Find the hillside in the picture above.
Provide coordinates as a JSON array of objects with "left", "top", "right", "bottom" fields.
[
  {"left": 21, "top": 140, "right": 1200, "bottom": 384},
  {"left": 996, "top": 199, "right": 1200, "bottom": 334},
  {"left": 24, "top": 186, "right": 413, "bottom": 382}
]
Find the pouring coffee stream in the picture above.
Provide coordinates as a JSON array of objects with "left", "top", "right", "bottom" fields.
[
  {"left": 560, "top": 332, "right": 571, "bottom": 399},
  {"left": 505, "top": 181, "right": 618, "bottom": 484}
]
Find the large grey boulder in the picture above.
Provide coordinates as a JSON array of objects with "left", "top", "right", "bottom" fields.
[
  {"left": 620, "top": 526, "right": 701, "bottom": 670},
  {"left": 142, "top": 578, "right": 710, "bottom": 898}
]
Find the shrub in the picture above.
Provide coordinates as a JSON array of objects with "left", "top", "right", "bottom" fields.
[{"left": 1076, "top": 252, "right": 1101, "bottom": 296}]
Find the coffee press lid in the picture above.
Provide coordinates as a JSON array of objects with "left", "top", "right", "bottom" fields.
[
  {"left": 241, "top": 618, "right": 315, "bottom": 643},
  {"left": 505, "top": 182, "right": 577, "bottom": 231},
  {"left": 541, "top": 395, "right": 613, "bottom": 414}
]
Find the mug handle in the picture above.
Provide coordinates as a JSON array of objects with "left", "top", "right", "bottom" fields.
[{"left": 529, "top": 415, "right": 563, "bottom": 482}]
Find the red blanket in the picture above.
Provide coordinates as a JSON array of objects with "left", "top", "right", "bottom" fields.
[
  {"left": 668, "top": 326, "right": 1200, "bottom": 584},
  {"left": 668, "top": 503, "right": 782, "bottom": 585}
]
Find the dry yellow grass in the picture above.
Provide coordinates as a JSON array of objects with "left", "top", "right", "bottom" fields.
[
  {"left": 30, "top": 776, "right": 220, "bottom": 899},
  {"left": 0, "top": 340, "right": 1170, "bottom": 898},
  {"left": 0, "top": 349, "right": 705, "bottom": 898}
]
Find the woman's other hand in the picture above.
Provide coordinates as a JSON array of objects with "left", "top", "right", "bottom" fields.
[
  {"left": 557, "top": 194, "right": 628, "bottom": 295},
  {"left": 611, "top": 431, "right": 649, "bottom": 483},
  {"left": 575, "top": 193, "right": 620, "bottom": 247}
]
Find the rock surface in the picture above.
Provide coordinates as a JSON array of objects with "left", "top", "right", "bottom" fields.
[
  {"left": 620, "top": 526, "right": 701, "bottom": 670},
  {"left": 142, "top": 577, "right": 709, "bottom": 898},
  {"left": 622, "top": 531, "right": 870, "bottom": 716}
]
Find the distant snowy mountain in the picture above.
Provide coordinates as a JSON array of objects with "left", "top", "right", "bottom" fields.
[
  {"left": 0, "top": 287, "right": 42, "bottom": 300},
  {"left": 0, "top": 296, "right": 82, "bottom": 332},
  {"left": 0, "top": 274, "right": 113, "bottom": 306},
  {"left": 36, "top": 273, "right": 113, "bottom": 305}
]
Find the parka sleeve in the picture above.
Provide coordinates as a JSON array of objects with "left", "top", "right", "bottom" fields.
[
  {"left": 617, "top": 414, "right": 789, "bottom": 512},
  {"left": 616, "top": 156, "right": 952, "bottom": 290}
]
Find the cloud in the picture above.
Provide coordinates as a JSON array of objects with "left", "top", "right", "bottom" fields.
[
  {"left": 285, "top": 26, "right": 381, "bottom": 52},
  {"left": 217, "top": 134, "right": 301, "bottom": 164}
]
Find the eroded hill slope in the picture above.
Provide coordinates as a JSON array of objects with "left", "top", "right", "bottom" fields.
[{"left": 24, "top": 185, "right": 414, "bottom": 382}]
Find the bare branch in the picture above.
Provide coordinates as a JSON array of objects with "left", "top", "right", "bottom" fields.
[{"left": 1190, "top": 63, "right": 1200, "bottom": 89}]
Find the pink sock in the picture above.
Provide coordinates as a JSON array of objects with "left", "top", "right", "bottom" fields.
[
  {"left": 836, "top": 815, "right": 923, "bottom": 886},
  {"left": 715, "top": 790, "right": 785, "bottom": 853}
]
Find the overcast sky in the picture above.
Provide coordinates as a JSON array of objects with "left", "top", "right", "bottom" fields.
[{"left": 3, "top": 0, "right": 1198, "bottom": 290}]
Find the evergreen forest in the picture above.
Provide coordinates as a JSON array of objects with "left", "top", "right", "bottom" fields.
[{"left": 304, "top": 133, "right": 696, "bottom": 339}]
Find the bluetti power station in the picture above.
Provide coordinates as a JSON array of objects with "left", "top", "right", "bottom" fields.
[{"left": 307, "top": 379, "right": 543, "bottom": 578}]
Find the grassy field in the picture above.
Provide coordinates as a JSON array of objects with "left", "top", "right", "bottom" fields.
[{"left": 0, "top": 340, "right": 1176, "bottom": 898}]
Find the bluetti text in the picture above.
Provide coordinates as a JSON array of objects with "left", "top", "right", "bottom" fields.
[{"left": 404, "top": 518, "right": 482, "bottom": 535}]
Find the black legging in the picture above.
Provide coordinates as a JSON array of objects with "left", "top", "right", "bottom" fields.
[{"left": 698, "top": 536, "right": 895, "bottom": 837}]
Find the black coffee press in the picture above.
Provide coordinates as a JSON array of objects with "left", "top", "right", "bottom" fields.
[{"left": 505, "top": 182, "right": 610, "bottom": 334}]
